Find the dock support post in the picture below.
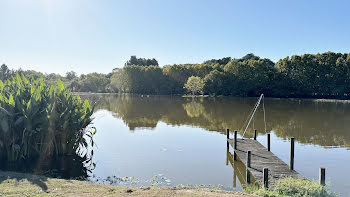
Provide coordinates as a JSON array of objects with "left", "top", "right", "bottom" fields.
[
  {"left": 254, "top": 129, "right": 257, "bottom": 140},
  {"left": 290, "top": 137, "right": 295, "bottom": 170},
  {"left": 227, "top": 129, "right": 230, "bottom": 149},
  {"left": 263, "top": 168, "right": 269, "bottom": 188},
  {"left": 319, "top": 168, "right": 325, "bottom": 186},
  {"left": 267, "top": 133, "right": 271, "bottom": 151},
  {"left": 234, "top": 130, "right": 237, "bottom": 149},
  {"left": 247, "top": 151, "right": 251, "bottom": 168},
  {"left": 234, "top": 130, "right": 237, "bottom": 160},
  {"left": 246, "top": 151, "right": 251, "bottom": 184},
  {"left": 246, "top": 169, "right": 251, "bottom": 184}
]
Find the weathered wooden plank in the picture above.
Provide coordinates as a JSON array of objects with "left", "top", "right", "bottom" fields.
[{"left": 227, "top": 138, "right": 302, "bottom": 185}]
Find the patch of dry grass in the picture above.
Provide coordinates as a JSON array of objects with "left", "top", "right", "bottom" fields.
[{"left": 0, "top": 171, "right": 255, "bottom": 197}]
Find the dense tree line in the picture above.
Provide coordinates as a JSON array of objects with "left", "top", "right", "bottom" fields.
[
  {"left": 0, "top": 64, "right": 111, "bottom": 93},
  {"left": 1, "top": 52, "right": 350, "bottom": 98},
  {"left": 110, "top": 52, "right": 350, "bottom": 99}
]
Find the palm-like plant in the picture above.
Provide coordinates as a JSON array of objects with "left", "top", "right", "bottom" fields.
[{"left": 0, "top": 74, "right": 95, "bottom": 170}]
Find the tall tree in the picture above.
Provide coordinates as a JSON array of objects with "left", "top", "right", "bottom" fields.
[
  {"left": 125, "top": 56, "right": 159, "bottom": 66},
  {"left": 0, "top": 64, "right": 12, "bottom": 80},
  {"left": 184, "top": 76, "right": 204, "bottom": 96},
  {"left": 65, "top": 71, "right": 77, "bottom": 80}
]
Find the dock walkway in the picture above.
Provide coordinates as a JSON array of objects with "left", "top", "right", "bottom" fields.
[{"left": 227, "top": 137, "right": 302, "bottom": 185}]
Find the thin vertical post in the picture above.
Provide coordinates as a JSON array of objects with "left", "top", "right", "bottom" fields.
[
  {"left": 246, "top": 151, "right": 251, "bottom": 184},
  {"left": 290, "top": 137, "right": 295, "bottom": 170},
  {"left": 234, "top": 130, "right": 237, "bottom": 149},
  {"left": 227, "top": 129, "right": 230, "bottom": 149},
  {"left": 267, "top": 133, "right": 271, "bottom": 151},
  {"left": 234, "top": 130, "right": 237, "bottom": 160},
  {"left": 246, "top": 170, "right": 251, "bottom": 184},
  {"left": 254, "top": 129, "right": 257, "bottom": 140},
  {"left": 263, "top": 168, "right": 269, "bottom": 188},
  {"left": 319, "top": 168, "right": 325, "bottom": 186},
  {"left": 247, "top": 151, "right": 251, "bottom": 168}
]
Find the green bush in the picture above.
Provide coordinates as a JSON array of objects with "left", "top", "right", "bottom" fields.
[
  {"left": 0, "top": 74, "right": 95, "bottom": 165},
  {"left": 244, "top": 177, "right": 337, "bottom": 197}
]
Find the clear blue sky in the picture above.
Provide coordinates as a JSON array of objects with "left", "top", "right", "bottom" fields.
[{"left": 1, "top": 0, "right": 349, "bottom": 75}]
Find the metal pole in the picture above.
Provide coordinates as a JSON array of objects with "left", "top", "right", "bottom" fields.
[{"left": 243, "top": 94, "right": 264, "bottom": 137}]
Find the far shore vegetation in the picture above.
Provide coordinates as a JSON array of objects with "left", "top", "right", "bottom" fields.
[{"left": 2, "top": 52, "right": 350, "bottom": 99}]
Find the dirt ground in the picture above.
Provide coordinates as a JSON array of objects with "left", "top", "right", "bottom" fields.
[{"left": 0, "top": 171, "right": 256, "bottom": 197}]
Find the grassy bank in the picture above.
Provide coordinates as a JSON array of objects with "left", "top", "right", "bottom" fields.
[
  {"left": 0, "top": 171, "right": 254, "bottom": 197},
  {"left": 244, "top": 177, "right": 336, "bottom": 197}
]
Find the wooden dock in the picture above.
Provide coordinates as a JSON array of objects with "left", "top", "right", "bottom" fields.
[{"left": 227, "top": 136, "right": 303, "bottom": 186}]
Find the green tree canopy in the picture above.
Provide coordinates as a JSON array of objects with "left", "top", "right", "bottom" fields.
[
  {"left": 184, "top": 76, "right": 204, "bottom": 96},
  {"left": 65, "top": 71, "right": 78, "bottom": 80},
  {"left": 0, "top": 64, "right": 12, "bottom": 81},
  {"left": 3, "top": 52, "right": 350, "bottom": 98},
  {"left": 203, "top": 57, "right": 232, "bottom": 65},
  {"left": 125, "top": 56, "right": 159, "bottom": 66}
]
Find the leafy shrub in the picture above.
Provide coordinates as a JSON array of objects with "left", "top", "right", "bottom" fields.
[
  {"left": 244, "top": 177, "right": 337, "bottom": 197},
  {"left": 0, "top": 74, "right": 95, "bottom": 170}
]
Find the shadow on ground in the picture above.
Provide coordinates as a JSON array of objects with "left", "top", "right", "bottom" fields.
[{"left": 0, "top": 170, "right": 48, "bottom": 191}]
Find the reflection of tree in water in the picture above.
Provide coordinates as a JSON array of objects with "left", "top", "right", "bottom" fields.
[
  {"left": 86, "top": 94, "right": 350, "bottom": 148},
  {"left": 183, "top": 100, "right": 205, "bottom": 118},
  {"left": 270, "top": 100, "right": 350, "bottom": 148}
]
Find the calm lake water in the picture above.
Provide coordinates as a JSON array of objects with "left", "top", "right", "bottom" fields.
[{"left": 86, "top": 94, "right": 350, "bottom": 196}]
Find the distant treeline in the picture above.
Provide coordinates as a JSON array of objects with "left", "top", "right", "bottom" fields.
[
  {"left": 0, "top": 65, "right": 112, "bottom": 93},
  {"left": 111, "top": 52, "right": 350, "bottom": 98},
  {"left": 1, "top": 52, "right": 350, "bottom": 98}
]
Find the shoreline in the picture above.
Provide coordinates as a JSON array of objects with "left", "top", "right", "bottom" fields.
[
  {"left": 0, "top": 170, "right": 255, "bottom": 197},
  {"left": 75, "top": 92, "right": 350, "bottom": 102}
]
